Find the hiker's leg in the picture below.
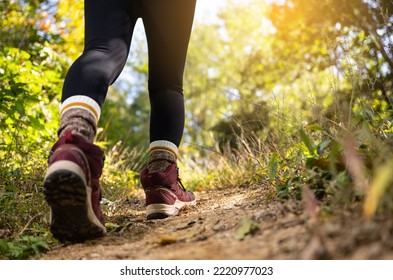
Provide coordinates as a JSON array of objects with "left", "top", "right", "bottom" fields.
[
  {"left": 59, "top": 0, "right": 138, "bottom": 142},
  {"left": 142, "top": 0, "right": 196, "bottom": 149},
  {"left": 139, "top": 0, "right": 197, "bottom": 220},
  {"left": 44, "top": 0, "right": 139, "bottom": 242},
  {"left": 139, "top": 0, "right": 196, "bottom": 174}
]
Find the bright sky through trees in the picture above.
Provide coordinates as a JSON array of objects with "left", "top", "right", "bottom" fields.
[{"left": 194, "top": 0, "right": 227, "bottom": 23}]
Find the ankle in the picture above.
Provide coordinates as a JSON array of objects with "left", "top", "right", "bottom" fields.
[
  {"left": 58, "top": 109, "right": 96, "bottom": 142},
  {"left": 58, "top": 96, "right": 101, "bottom": 143},
  {"left": 147, "top": 141, "right": 178, "bottom": 173}
]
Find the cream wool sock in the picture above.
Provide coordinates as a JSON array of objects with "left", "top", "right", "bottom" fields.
[
  {"left": 57, "top": 95, "right": 101, "bottom": 142},
  {"left": 147, "top": 140, "right": 179, "bottom": 173}
]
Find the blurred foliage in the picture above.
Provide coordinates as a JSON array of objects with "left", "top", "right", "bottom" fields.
[
  {"left": 178, "top": 0, "right": 393, "bottom": 220},
  {"left": 0, "top": 0, "right": 65, "bottom": 259},
  {"left": 0, "top": 235, "right": 49, "bottom": 260},
  {"left": 1, "top": 0, "right": 50, "bottom": 50},
  {"left": 1, "top": 0, "right": 393, "bottom": 259},
  {"left": 54, "top": 0, "right": 84, "bottom": 60}
]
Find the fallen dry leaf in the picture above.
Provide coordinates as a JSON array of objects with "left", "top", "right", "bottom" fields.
[
  {"left": 234, "top": 217, "right": 260, "bottom": 240},
  {"left": 157, "top": 234, "right": 178, "bottom": 246},
  {"left": 363, "top": 159, "right": 393, "bottom": 219}
]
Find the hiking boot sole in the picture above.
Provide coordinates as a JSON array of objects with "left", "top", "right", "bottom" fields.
[
  {"left": 43, "top": 160, "right": 106, "bottom": 242},
  {"left": 146, "top": 199, "right": 196, "bottom": 220}
]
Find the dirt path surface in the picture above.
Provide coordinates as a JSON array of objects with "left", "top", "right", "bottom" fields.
[{"left": 40, "top": 184, "right": 393, "bottom": 260}]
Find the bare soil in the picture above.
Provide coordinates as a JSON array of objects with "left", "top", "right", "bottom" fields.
[{"left": 40, "top": 184, "right": 393, "bottom": 260}]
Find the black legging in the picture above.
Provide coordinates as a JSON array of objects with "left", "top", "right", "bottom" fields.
[{"left": 62, "top": 0, "right": 196, "bottom": 146}]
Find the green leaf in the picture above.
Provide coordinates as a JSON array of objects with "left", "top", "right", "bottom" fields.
[
  {"left": 0, "top": 240, "right": 10, "bottom": 255},
  {"left": 300, "top": 128, "right": 316, "bottom": 156},
  {"left": 267, "top": 153, "right": 279, "bottom": 183},
  {"left": 306, "top": 124, "right": 323, "bottom": 131},
  {"left": 318, "top": 139, "right": 331, "bottom": 155}
]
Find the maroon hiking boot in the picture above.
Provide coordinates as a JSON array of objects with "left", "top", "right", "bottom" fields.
[
  {"left": 43, "top": 130, "right": 106, "bottom": 242},
  {"left": 140, "top": 163, "right": 196, "bottom": 220}
]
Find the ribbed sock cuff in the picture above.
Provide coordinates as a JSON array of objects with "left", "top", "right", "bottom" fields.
[
  {"left": 58, "top": 108, "right": 97, "bottom": 142},
  {"left": 149, "top": 140, "right": 179, "bottom": 159},
  {"left": 60, "top": 95, "right": 101, "bottom": 124}
]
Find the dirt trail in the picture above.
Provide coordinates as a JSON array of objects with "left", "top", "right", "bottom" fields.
[{"left": 40, "top": 184, "right": 393, "bottom": 260}]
